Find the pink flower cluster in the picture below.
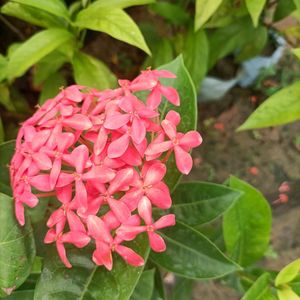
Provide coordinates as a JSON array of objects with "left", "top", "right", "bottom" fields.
[{"left": 10, "top": 69, "right": 202, "bottom": 269}]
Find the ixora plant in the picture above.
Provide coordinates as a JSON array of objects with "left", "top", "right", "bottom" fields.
[{"left": 0, "top": 57, "right": 298, "bottom": 300}]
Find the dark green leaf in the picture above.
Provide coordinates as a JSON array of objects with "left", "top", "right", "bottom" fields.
[
  {"left": 182, "top": 28, "right": 209, "bottom": 89},
  {"left": 33, "top": 50, "right": 68, "bottom": 86},
  {"left": 11, "top": 0, "right": 70, "bottom": 20},
  {"left": 208, "top": 17, "right": 255, "bottom": 68},
  {"left": 143, "top": 38, "right": 174, "bottom": 69},
  {"left": 223, "top": 176, "right": 272, "bottom": 267},
  {"left": 245, "top": 0, "right": 267, "bottom": 27},
  {"left": 72, "top": 51, "right": 117, "bottom": 90},
  {"left": 151, "top": 221, "right": 240, "bottom": 279},
  {"left": 0, "top": 116, "right": 4, "bottom": 143},
  {"left": 0, "top": 84, "right": 15, "bottom": 112},
  {"left": 195, "top": 0, "right": 223, "bottom": 30},
  {"left": 274, "top": 0, "right": 296, "bottom": 21},
  {"left": 155, "top": 182, "right": 242, "bottom": 226},
  {"left": 1, "top": 2, "right": 65, "bottom": 28},
  {"left": 242, "top": 273, "right": 273, "bottom": 300},
  {"left": 238, "top": 80, "right": 300, "bottom": 130},
  {"left": 0, "top": 140, "right": 15, "bottom": 196},
  {"left": 131, "top": 269, "right": 155, "bottom": 300},
  {"left": 7, "top": 28, "right": 74, "bottom": 79},
  {"left": 157, "top": 56, "right": 197, "bottom": 191},
  {"left": 75, "top": 8, "right": 151, "bottom": 54},
  {"left": 0, "top": 193, "right": 35, "bottom": 297},
  {"left": 151, "top": 269, "right": 165, "bottom": 300},
  {"left": 38, "top": 72, "right": 66, "bottom": 105},
  {"left": 150, "top": 2, "right": 189, "bottom": 26},
  {"left": 236, "top": 26, "right": 267, "bottom": 62},
  {"left": 34, "top": 234, "right": 149, "bottom": 300},
  {"left": 2, "top": 290, "right": 34, "bottom": 300},
  {"left": 0, "top": 55, "right": 7, "bottom": 82}
]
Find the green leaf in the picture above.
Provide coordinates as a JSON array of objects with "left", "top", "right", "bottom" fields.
[
  {"left": 157, "top": 56, "right": 197, "bottom": 191},
  {"left": 238, "top": 80, "right": 300, "bottom": 130},
  {"left": 85, "top": 0, "right": 155, "bottom": 9},
  {"left": 33, "top": 50, "right": 68, "bottom": 86},
  {"left": 208, "top": 17, "right": 256, "bottom": 68},
  {"left": 276, "top": 259, "right": 300, "bottom": 287},
  {"left": 75, "top": 8, "right": 151, "bottom": 54},
  {"left": 223, "top": 176, "right": 272, "bottom": 267},
  {"left": 72, "top": 51, "right": 117, "bottom": 90},
  {"left": 0, "top": 140, "right": 15, "bottom": 196},
  {"left": 245, "top": 0, "right": 267, "bottom": 27},
  {"left": 11, "top": 0, "right": 70, "bottom": 20},
  {"left": 154, "top": 182, "right": 242, "bottom": 226},
  {"left": 0, "top": 54, "right": 7, "bottom": 82},
  {"left": 150, "top": 221, "right": 240, "bottom": 279},
  {"left": 143, "top": 38, "right": 174, "bottom": 69},
  {"left": 131, "top": 269, "right": 155, "bottom": 300},
  {"left": 195, "top": 0, "right": 223, "bottom": 30},
  {"left": 292, "top": 48, "right": 300, "bottom": 60},
  {"left": 7, "top": 28, "right": 74, "bottom": 79},
  {"left": 2, "top": 290, "right": 34, "bottom": 300},
  {"left": 277, "top": 286, "right": 300, "bottom": 300},
  {"left": 150, "top": 2, "right": 189, "bottom": 26},
  {"left": 274, "top": 0, "right": 297, "bottom": 21},
  {"left": 151, "top": 269, "right": 165, "bottom": 300},
  {"left": 235, "top": 26, "right": 267, "bottom": 62},
  {"left": 1, "top": 2, "right": 65, "bottom": 28},
  {"left": 38, "top": 72, "right": 66, "bottom": 105},
  {"left": 182, "top": 28, "right": 209, "bottom": 89},
  {"left": 0, "top": 83, "right": 15, "bottom": 112},
  {"left": 0, "top": 193, "right": 35, "bottom": 297},
  {"left": 34, "top": 234, "right": 149, "bottom": 300},
  {"left": 169, "top": 277, "right": 194, "bottom": 300},
  {"left": 0, "top": 116, "right": 4, "bottom": 143},
  {"left": 242, "top": 273, "right": 273, "bottom": 300}
]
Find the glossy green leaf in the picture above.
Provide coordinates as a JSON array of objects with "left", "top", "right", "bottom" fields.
[
  {"left": 151, "top": 221, "right": 240, "bottom": 279},
  {"left": 0, "top": 193, "right": 35, "bottom": 297},
  {"left": 277, "top": 287, "right": 300, "bottom": 300},
  {"left": 150, "top": 2, "right": 189, "bottom": 25},
  {"left": 276, "top": 259, "right": 300, "bottom": 287},
  {"left": 195, "top": 0, "right": 223, "bottom": 30},
  {"left": 2, "top": 290, "right": 34, "bottom": 300},
  {"left": 182, "top": 28, "right": 208, "bottom": 89},
  {"left": 85, "top": 0, "right": 155, "bottom": 9},
  {"left": 151, "top": 269, "right": 165, "bottom": 300},
  {"left": 11, "top": 0, "right": 70, "bottom": 20},
  {"left": 34, "top": 234, "right": 149, "bottom": 300},
  {"left": 7, "top": 28, "right": 74, "bottom": 79},
  {"left": 0, "top": 116, "right": 4, "bottom": 143},
  {"left": 208, "top": 17, "right": 255, "bottom": 68},
  {"left": 72, "top": 51, "right": 117, "bottom": 90},
  {"left": 1, "top": 2, "right": 65, "bottom": 28},
  {"left": 242, "top": 273, "right": 273, "bottom": 300},
  {"left": 223, "top": 176, "right": 272, "bottom": 267},
  {"left": 0, "top": 140, "right": 15, "bottom": 196},
  {"left": 75, "top": 8, "right": 151, "bottom": 54},
  {"left": 245, "top": 0, "right": 267, "bottom": 27},
  {"left": 169, "top": 277, "right": 194, "bottom": 300},
  {"left": 157, "top": 56, "right": 197, "bottom": 191},
  {"left": 154, "top": 182, "right": 242, "bottom": 226},
  {"left": 131, "top": 269, "right": 155, "bottom": 300},
  {"left": 33, "top": 50, "right": 68, "bottom": 86},
  {"left": 238, "top": 80, "right": 300, "bottom": 130},
  {"left": 38, "top": 72, "right": 66, "bottom": 105},
  {"left": 236, "top": 26, "right": 267, "bottom": 62}
]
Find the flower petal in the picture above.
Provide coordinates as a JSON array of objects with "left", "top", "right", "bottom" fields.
[
  {"left": 131, "top": 118, "right": 146, "bottom": 144},
  {"left": 138, "top": 196, "right": 152, "bottom": 225},
  {"left": 161, "top": 120, "right": 177, "bottom": 139},
  {"left": 72, "top": 145, "right": 89, "bottom": 174},
  {"left": 154, "top": 214, "right": 175, "bottom": 230},
  {"left": 61, "top": 231, "right": 90, "bottom": 248},
  {"left": 159, "top": 85, "right": 180, "bottom": 106},
  {"left": 179, "top": 131, "right": 202, "bottom": 148},
  {"left": 107, "top": 134, "right": 130, "bottom": 158},
  {"left": 87, "top": 215, "right": 112, "bottom": 243},
  {"left": 104, "top": 113, "right": 130, "bottom": 130},
  {"left": 56, "top": 241, "right": 72, "bottom": 268},
  {"left": 50, "top": 158, "right": 61, "bottom": 189},
  {"left": 67, "top": 210, "right": 86, "bottom": 233},
  {"left": 115, "top": 245, "right": 144, "bottom": 266},
  {"left": 30, "top": 174, "right": 51, "bottom": 191},
  {"left": 146, "top": 86, "right": 161, "bottom": 109},
  {"left": 92, "top": 242, "right": 113, "bottom": 270},
  {"left": 108, "top": 198, "right": 131, "bottom": 223},
  {"left": 144, "top": 163, "right": 166, "bottom": 186},
  {"left": 174, "top": 146, "right": 193, "bottom": 175},
  {"left": 63, "top": 114, "right": 92, "bottom": 130},
  {"left": 148, "top": 231, "right": 166, "bottom": 252},
  {"left": 146, "top": 186, "right": 172, "bottom": 209}
]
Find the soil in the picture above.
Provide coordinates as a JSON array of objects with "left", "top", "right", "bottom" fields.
[{"left": 189, "top": 86, "right": 300, "bottom": 300}]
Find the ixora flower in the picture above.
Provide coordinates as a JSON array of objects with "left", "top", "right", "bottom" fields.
[{"left": 9, "top": 69, "right": 202, "bottom": 269}]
